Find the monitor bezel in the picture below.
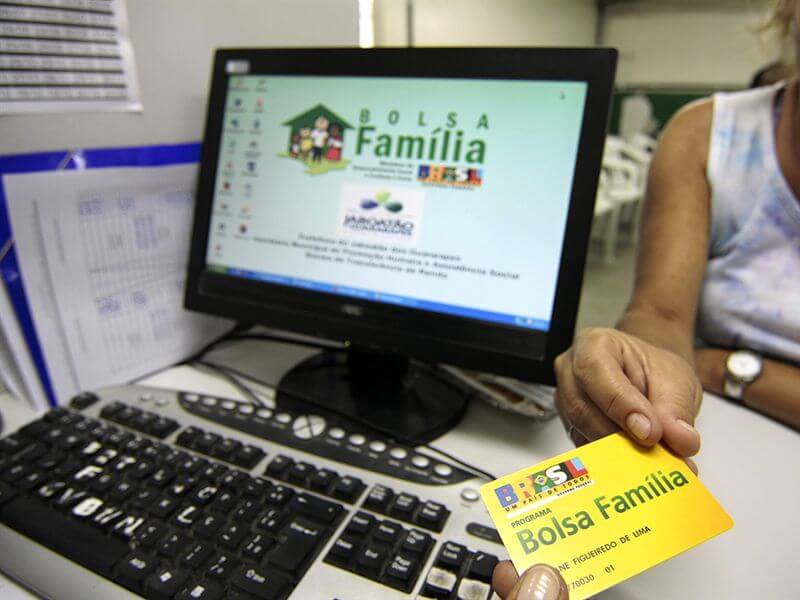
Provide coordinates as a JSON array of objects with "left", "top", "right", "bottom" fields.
[{"left": 185, "top": 47, "right": 617, "bottom": 385}]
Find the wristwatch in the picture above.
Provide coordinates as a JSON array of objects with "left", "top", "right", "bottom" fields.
[{"left": 724, "top": 350, "right": 763, "bottom": 400}]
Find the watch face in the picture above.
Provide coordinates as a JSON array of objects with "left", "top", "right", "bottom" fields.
[{"left": 727, "top": 352, "right": 762, "bottom": 380}]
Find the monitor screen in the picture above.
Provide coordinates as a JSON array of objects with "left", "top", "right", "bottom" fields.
[
  {"left": 206, "top": 74, "right": 587, "bottom": 336},
  {"left": 186, "top": 48, "right": 616, "bottom": 385}
]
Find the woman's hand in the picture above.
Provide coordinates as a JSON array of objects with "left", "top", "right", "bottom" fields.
[
  {"left": 493, "top": 561, "right": 569, "bottom": 600},
  {"left": 554, "top": 328, "right": 702, "bottom": 458}
]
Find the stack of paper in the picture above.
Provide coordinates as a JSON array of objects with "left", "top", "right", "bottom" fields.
[{"left": 0, "top": 145, "right": 232, "bottom": 410}]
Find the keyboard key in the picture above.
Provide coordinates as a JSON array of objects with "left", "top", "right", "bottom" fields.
[
  {"left": 196, "top": 514, "right": 224, "bottom": 539},
  {"left": 401, "top": 529, "right": 433, "bottom": 555},
  {"left": 149, "top": 417, "right": 179, "bottom": 438},
  {"left": 344, "top": 511, "right": 375, "bottom": 536},
  {"left": 265, "top": 484, "right": 294, "bottom": 506},
  {"left": 468, "top": 551, "right": 499, "bottom": 582},
  {"left": 233, "top": 498, "right": 261, "bottom": 521},
  {"left": 219, "top": 523, "right": 248, "bottom": 549},
  {"left": 424, "top": 566, "right": 458, "bottom": 597},
  {"left": 232, "top": 444, "right": 265, "bottom": 468},
  {"left": 355, "top": 544, "right": 385, "bottom": 575},
  {"left": 269, "top": 517, "right": 324, "bottom": 575},
  {"left": 116, "top": 552, "right": 157, "bottom": 591},
  {"left": 242, "top": 533, "right": 273, "bottom": 560},
  {"left": 415, "top": 500, "right": 449, "bottom": 532},
  {"left": 176, "top": 580, "right": 224, "bottom": 600},
  {"left": 173, "top": 504, "right": 202, "bottom": 528},
  {"left": 132, "top": 521, "right": 165, "bottom": 547},
  {"left": 384, "top": 554, "right": 418, "bottom": 589},
  {"left": 328, "top": 536, "right": 358, "bottom": 563},
  {"left": 180, "top": 541, "right": 215, "bottom": 568},
  {"left": 364, "top": 484, "right": 394, "bottom": 512},
  {"left": 243, "top": 477, "right": 271, "bottom": 498},
  {"left": 212, "top": 438, "right": 242, "bottom": 460},
  {"left": 158, "top": 531, "right": 190, "bottom": 558},
  {"left": 256, "top": 508, "right": 286, "bottom": 534},
  {"left": 265, "top": 454, "right": 294, "bottom": 478},
  {"left": 437, "top": 541, "right": 468, "bottom": 571},
  {"left": 374, "top": 519, "right": 404, "bottom": 544},
  {"left": 309, "top": 467, "right": 337, "bottom": 492},
  {"left": 457, "top": 577, "right": 492, "bottom": 600},
  {"left": 332, "top": 475, "right": 364, "bottom": 503},
  {"left": 70, "top": 391, "right": 100, "bottom": 409},
  {"left": 207, "top": 552, "right": 238, "bottom": 579},
  {"left": 143, "top": 566, "right": 190, "bottom": 600},
  {"left": 287, "top": 461, "right": 315, "bottom": 483},
  {"left": 390, "top": 492, "right": 419, "bottom": 519},
  {"left": 231, "top": 565, "right": 290, "bottom": 600}
]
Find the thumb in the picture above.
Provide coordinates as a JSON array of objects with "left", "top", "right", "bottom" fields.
[{"left": 507, "top": 564, "right": 569, "bottom": 600}]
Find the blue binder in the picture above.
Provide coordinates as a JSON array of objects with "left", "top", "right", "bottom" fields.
[{"left": 0, "top": 142, "right": 201, "bottom": 406}]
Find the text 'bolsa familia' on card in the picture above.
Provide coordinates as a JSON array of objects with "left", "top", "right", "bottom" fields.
[{"left": 480, "top": 433, "right": 733, "bottom": 599}]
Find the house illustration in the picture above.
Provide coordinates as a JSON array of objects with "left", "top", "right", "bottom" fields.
[{"left": 281, "top": 104, "right": 354, "bottom": 162}]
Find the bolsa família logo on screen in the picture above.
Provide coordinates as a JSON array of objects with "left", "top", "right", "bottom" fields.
[
  {"left": 280, "top": 104, "right": 353, "bottom": 175},
  {"left": 494, "top": 457, "right": 592, "bottom": 514},
  {"left": 281, "top": 103, "right": 487, "bottom": 184}
]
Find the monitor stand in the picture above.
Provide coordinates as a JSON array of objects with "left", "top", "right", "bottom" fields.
[{"left": 275, "top": 347, "right": 469, "bottom": 445}]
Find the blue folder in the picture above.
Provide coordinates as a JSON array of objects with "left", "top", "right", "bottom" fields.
[{"left": 0, "top": 142, "right": 201, "bottom": 406}]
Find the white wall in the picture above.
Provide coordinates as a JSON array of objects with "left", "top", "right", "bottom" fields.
[
  {"left": 602, "top": 1, "right": 773, "bottom": 88},
  {"left": 0, "top": 0, "right": 359, "bottom": 154},
  {"left": 375, "top": 0, "right": 598, "bottom": 47}
]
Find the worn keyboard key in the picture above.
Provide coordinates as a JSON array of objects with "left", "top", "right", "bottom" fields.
[
  {"left": 231, "top": 564, "right": 290, "bottom": 600},
  {"left": 457, "top": 577, "right": 492, "bottom": 600},
  {"left": 424, "top": 566, "right": 458, "bottom": 597}
]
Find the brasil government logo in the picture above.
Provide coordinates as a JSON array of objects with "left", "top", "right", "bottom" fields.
[
  {"left": 280, "top": 104, "right": 353, "bottom": 175},
  {"left": 494, "top": 457, "right": 591, "bottom": 514}
]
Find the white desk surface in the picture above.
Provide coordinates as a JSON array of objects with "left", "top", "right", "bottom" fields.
[{"left": 1, "top": 359, "right": 799, "bottom": 600}]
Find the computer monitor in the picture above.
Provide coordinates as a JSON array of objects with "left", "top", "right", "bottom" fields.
[{"left": 185, "top": 48, "right": 616, "bottom": 444}]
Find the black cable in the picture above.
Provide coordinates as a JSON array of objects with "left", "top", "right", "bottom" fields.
[
  {"left": 180, "top": 322, "right": 250, "bottom": 365},
  {"left": 191, "top": 359, "right": 266, "bottom": 408},
  {"left": 423, "top": 443, "right": 497, "bottom": 482}
]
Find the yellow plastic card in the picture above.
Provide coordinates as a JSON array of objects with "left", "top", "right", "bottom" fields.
[{"left": 480, "top": 433, "right": 733, "bottom": 599}]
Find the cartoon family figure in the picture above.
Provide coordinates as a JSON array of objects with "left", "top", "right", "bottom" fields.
[
  {"left": 284, "top": 104, "right": 352, "bottom": 169},
  {"left": 290, "top": 116, "right": 344, "bottom": 162}
]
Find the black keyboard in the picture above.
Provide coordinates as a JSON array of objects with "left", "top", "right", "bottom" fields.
[{"left": 0, "top": 386, "right": 504, "bottom": 599}]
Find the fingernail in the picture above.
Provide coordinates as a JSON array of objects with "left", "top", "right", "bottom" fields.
[
  {"left": 516, "top": 565, "right": 564, "bottom": 600},
  {"left": 626, "top": 412, "right": 651, "bottom": 440},
  {"left": 676, "top": 419, "right": 698, "bottom": 436}
]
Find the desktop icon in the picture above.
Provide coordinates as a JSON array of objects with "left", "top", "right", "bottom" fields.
[
  {"left": 231, "top": 118, "right": 240, "bottom": 129},
  {"left": 234, "top": 97, "right": 243, "bottom": 108},
  {"left": 253, "top": 119, "right": 261, "bottom": 130},
  {"left": 239, "top": 224, "right": 248, "bottom": 234},
  {"left": 247, "top": 161, "right": 256, "bottom": 173}
]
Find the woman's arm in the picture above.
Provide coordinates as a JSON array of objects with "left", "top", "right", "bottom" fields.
[
  {"left": 555, "top": 100, "right": 715, "bottom": 456},
  {"left": 695, "top": 348, "right": 800, "bottom": 429}
]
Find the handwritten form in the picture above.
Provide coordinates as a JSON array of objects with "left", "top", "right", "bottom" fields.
[
  {"left": 0, "top": 0, "right": 141, "bottom": 114},
  {"left": 4, "top": 164, "right": 232, "bottom": 404}
]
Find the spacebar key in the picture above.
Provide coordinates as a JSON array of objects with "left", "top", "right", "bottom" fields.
[{"left": 0, "top": 496, "right": 128, "bottom": 577}]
